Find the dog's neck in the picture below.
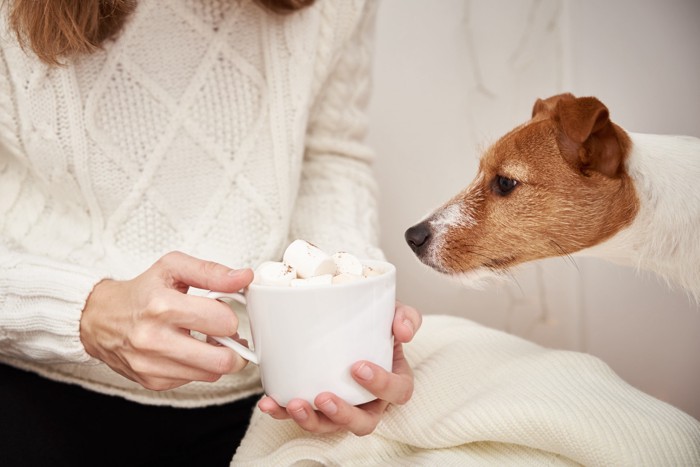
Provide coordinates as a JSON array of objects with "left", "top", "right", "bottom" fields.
[{"left": 580, "top": 132, "right": 700, "bottom": 300}]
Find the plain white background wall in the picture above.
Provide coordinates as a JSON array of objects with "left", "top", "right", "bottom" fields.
[{"left": 367, "top": 0, "right": 700, "bottom": 420}]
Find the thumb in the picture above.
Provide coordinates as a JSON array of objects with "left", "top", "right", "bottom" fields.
[{"left": 158, "top": 251, "right": 253, "bottom": 292}]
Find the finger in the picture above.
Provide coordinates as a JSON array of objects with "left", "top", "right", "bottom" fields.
[
  {"left": 351, "top": 343, "right": 414, "bottom": 406},
  {"left": 206, "top": 333, "right": 248, "bottom": 349},
  {"left": 314, "top": 393, "right": 386, "bottom": 436},
  {"left": 135, "top": 322, "right": 248, "bottom": 376},
  {"left": 132, "top": 291, "right": 249, "bottom": 375},
  {"left": 163, "top": 333, "right": 249, "bottom": 375},
  {"left": 122, "top": 328, "right": 246, "bottom": 380},
  {"left": 392, "top": 301, "right": 422, "bottom": 344},
  {"left": 129, "top": 375, "right": 192, "bottom": 392},
  {"left": 112, "top": 348, "right": 222, "bottom": 390},
  {"left": 158, "top": 251, "right": 254, "bottom": 293},
  {"left": 285, "top": 399, "right": 335, "bottom": 433},
  {"left": 125, "top": 354, "right": 224, "bottom": 386},
  {"left": 258, "top": 397, "right": 291, "bottom": 420},
  {"left": 154, "top": 289, "right": 240, "bottom": 337}
]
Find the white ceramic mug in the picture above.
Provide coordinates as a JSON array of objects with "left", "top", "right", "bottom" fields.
[{"left": 207, "top": 259, "right": 396, "bottom": 408}]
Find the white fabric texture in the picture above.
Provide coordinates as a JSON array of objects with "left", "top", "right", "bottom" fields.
[
  {"left": 0, "top": 0, "right": 381, "bottom": 406},
  {"left": 233, "top": 315, "right": 700, "bottom": 466}
]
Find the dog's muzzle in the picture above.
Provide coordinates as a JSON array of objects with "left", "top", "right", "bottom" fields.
[{"left": 405, "top": 221, "right": 432, "bottom": 256}]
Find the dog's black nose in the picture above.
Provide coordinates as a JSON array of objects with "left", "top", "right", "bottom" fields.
[{"left": 405, "top": 221, "right": 432, "bottom": 254}]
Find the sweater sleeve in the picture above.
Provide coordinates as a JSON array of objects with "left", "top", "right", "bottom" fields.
[
  {"left": 0, "top": 244, "right": 105, "bottom": 364},
  {"left": 288, "top": 1, "right": 384, "bottom": 261},
  {"left": 0, "top": 44, "right": 103, "bottom": 365}
]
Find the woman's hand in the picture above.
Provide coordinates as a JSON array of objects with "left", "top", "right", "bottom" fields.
[
  {"left": 257, "top": 301, "right": 422, "bottom": 435},
  {"left": 80, "top": 251, "right": 253, "bottom": 391}
]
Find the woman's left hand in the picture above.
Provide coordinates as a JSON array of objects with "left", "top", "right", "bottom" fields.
[{"left": 257, "top": 301, "right": 422, "bottom": 436}]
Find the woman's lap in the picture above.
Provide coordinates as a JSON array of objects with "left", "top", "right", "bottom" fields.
[{"left": 0, "top": 363, "right": 258, "bottom": 467}]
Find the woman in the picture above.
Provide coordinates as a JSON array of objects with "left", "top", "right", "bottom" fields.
[{"left": 0, "top": 0, "right": 421, "bottom": 465}]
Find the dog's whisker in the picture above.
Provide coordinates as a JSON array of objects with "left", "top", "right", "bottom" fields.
[
  {"left": 445, "top": 245, "right": 494, "bottom": 263},
  {"left": 458, "top": 245, "right": 518, "bottom": 268},
  {"left": 549, "top": 239, "right": 580, "bottom": 273},
  {"left": 503, "top": 269, "right": 524, "bottom": 296},
  {"left": 450, "top": 246, "right": 524, "bottom": 292},
  {"left": 457, "top": 244, "right": 506, "bottom": 259}
]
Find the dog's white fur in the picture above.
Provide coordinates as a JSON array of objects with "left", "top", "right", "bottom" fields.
[
  {"left": 581, "top": 132, "right": 700, "bottom": 300},
  {"left": 425, "top": 176, "right": 499, "bottom": 289}
]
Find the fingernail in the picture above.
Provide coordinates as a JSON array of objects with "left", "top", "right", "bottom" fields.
[
  {"left": 291, "top": 406, "right": 308, "bottom": 421},
  {"left": 319, "top": 399, "right": 338, "bottom": 415},
  {"left": 227, "top": 269, "right": 244, "bottom": 277},
  {"left": 355, "top": 363, "right": 374, "bottom": 381},
  {"left": 403, "top": 318, "right": 415, "bottom": 334}
]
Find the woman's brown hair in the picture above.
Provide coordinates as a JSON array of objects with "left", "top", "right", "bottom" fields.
[{"left": 7, "top": 0, "right": 315, "bottom": 66}]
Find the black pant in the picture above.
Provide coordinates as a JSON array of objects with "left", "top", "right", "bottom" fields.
[{"left": 0, "top": 363, "right": 259, "bottom": 467}]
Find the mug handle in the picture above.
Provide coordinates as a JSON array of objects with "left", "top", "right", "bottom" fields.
[{"left": 206, "top": 291, "right": 259, "bottom": 365}]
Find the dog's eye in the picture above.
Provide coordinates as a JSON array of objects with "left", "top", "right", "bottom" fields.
[{"left": 493, "top": 175, "right": 518, "bottom": 196}]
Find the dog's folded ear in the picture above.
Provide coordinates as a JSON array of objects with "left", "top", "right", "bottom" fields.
[
  {"left": 531, "top": 98, "right": 547, "bottom": 118},
  {"left": 531, "top": 92, "right": 575, "bottom": 118},
  {"left": 552, "top": 96, "right": 631, "bottom": 178}
]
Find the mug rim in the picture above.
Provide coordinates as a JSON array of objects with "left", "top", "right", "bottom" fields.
[{"left": 247, "top": 258, "right": 396, "bottom": 292}]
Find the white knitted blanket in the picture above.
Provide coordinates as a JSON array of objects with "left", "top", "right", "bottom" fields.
[{"left": 232, "top": 315, "right": 700, "bottom": 466}]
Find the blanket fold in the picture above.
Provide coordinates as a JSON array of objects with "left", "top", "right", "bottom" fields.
[{"left": 233, "top": 315, "right": 700, "bottom": 466}]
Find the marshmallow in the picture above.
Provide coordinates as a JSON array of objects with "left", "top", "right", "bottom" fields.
[
  {"left": 332, "top": 273, "right": 363, "bottom": 285},
  {"left": 283, "top": 239, "right": 336, "bottom": 279},
  {"left": 332, "top": 251, "right": 364, "bottom": 276},
  {"left": 363, "top": 266, "right": 382, "bottom": 277},
  {"left": 254, "top": 240, "right": 384, "bottom": 288},
  {"left": 291, "top": 274, "right": 333, "bottom": 287},
  {"left": 254, "top": 261, "right": 297, "bottom": 286}
]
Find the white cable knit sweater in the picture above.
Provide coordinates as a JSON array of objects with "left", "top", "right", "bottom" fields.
[{"left": 0, "top": 0, "right": 382, "bottom": 406}]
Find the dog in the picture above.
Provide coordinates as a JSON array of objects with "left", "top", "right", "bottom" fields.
[{"left": 405, "top": 93, "right": 700, "bottom": 301}]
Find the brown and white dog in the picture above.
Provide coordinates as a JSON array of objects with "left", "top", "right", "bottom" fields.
[{"left": 405, "top": 93, "right": 700, "bottom": 300}]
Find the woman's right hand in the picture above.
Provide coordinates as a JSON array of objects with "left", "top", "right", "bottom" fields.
[{"left": 80, "top": 251, "right": 253, "bottom": 391}]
